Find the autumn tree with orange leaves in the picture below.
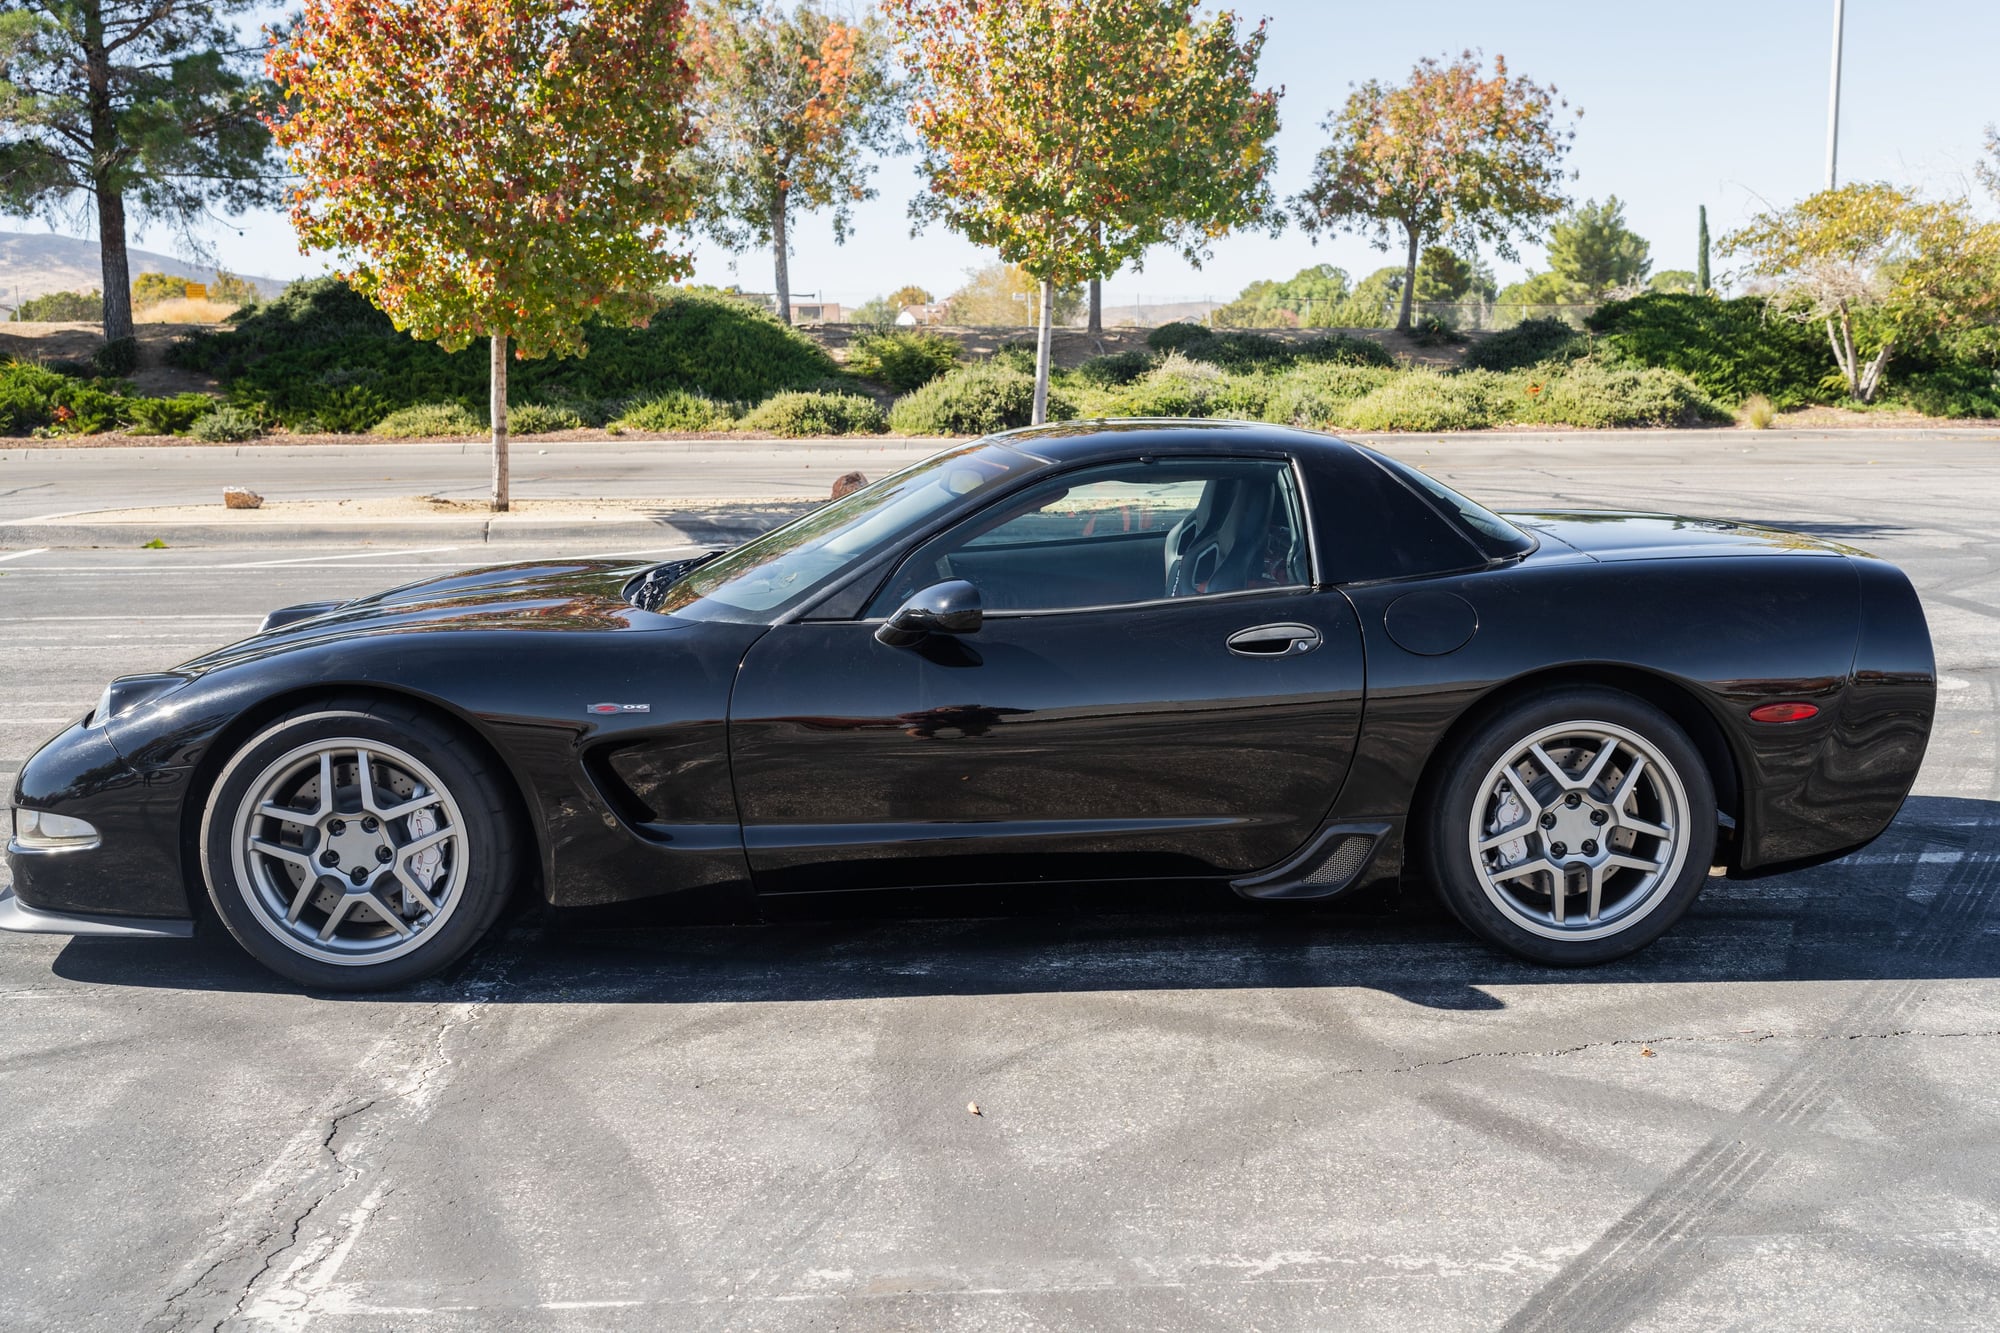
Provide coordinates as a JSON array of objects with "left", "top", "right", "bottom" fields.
[
  {"left": 683, "top": 1, "right": 901, "bottom": 325},
  {"left": 270, "top": 0, "right": 700, "bottom": 510},
  {"left": 887, "top": 0, "right": 1281, "bottom": 424},
  {"left": 1294, "top": 52, "right": 1575, "bottom": 333}
]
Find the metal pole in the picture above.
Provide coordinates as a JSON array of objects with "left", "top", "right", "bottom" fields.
[{"left": 1825, "top": 0, "right": 1845, "bottom": 189}]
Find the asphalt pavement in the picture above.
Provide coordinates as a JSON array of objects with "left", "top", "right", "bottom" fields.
[{"left": 1, "top": 431, "right": 1998, "bottom": 1330}]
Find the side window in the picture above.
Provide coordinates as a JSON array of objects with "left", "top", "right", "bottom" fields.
[{"left": 867, "top": 458, "right": 1311, "bottom": 616}]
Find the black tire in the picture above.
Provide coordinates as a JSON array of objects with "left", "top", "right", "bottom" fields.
[
  {"left": 199, "top": 696, "right": 519, "bottom": 990},
  {"left": 1425, "top": 686, "right": 1718, "bottom": 966}
]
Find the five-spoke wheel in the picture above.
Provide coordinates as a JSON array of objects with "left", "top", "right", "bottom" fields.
[
  {"left": 1428, "top": 687, "right": 1716, "bottom": 964},
  {"left": 201, "top": 700, "right": 517, "bottom": 989}
]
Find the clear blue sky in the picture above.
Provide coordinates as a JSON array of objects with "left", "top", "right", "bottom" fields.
[{"left": 37, "top": 0, "right": 2000, "bottom": 307}]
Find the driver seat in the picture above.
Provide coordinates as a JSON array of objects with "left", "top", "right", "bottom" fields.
[{"left": 1164, "top": 479, "right": 1278, "bottom": 597}]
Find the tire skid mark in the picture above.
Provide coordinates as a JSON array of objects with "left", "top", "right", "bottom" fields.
[{"left": 1500, "top": 840, "right": 2000, "bottom": 1332}]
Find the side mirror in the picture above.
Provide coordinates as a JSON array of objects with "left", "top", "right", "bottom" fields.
[{"left": 876, "top": 580, "right": 983, "bottom": 647}]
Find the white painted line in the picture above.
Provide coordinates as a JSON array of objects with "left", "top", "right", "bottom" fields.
[
  {"left": 4, "top": 614, "right": 259, "bottom": 622},
  {"left": 221, "top": 545, "right": 462, "bottom": 568},
  {"left": 0, "top": 548, "right": 49, "bottom": 563}
]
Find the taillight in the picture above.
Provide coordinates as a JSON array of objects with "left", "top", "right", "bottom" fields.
[{"left": 1749, "top": 701, "right": 1820, "bottom": 724}]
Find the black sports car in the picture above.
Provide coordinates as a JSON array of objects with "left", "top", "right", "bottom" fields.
[{"left": 2, "top": 422, "right": 1935, "bottom": 989}]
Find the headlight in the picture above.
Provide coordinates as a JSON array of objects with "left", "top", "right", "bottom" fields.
[
  {"left": 88, "top": 673, "right": 190, "bottom": 728},
  {"left": 11, "top": 808, "right": 100, "bottom": 850}
]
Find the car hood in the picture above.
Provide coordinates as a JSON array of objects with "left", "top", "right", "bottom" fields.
[
  {"left": 1504, "top": 510, "right": 1865, "bottom": 562},
  {"left": 179, "top": 558, "right": 667, "bottom": 672}
]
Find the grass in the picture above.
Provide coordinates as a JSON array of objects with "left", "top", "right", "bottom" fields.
[{"left": 135, "top": 298, "right": 245, "bottom": 325}]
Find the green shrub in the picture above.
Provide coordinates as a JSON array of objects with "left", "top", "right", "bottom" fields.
[
  {"left": 889, "top": 362, "right": 1076, "bottom": 434},
  {"left": 1100, "top": 352, "right": 1233, "bottom": 417},
  {"left": 190, "top": 405, "right": 262, "bottom": 442},
  {"left": 125, "top": 393, "right": 217, "bottom": 435},
  {"left": 1147, "top": 321, "right": 1213, "bottom": 353},
  {"left": 1261, "top": 363, "right": 1399, "bottom": 427},
  {"left": 740, "top": 390, "right": 887, "bottom": 437},
  {"left": 370, "top": 402, "right": 482, "bottom": 438},
  {"left": 1586, "top": 292, "right": 1832, "bottom": 408},
  {"left": 845, "top": 329, "right": 961, "bottom": 392},
  {"left": 616, "top": 390, "right": 732, "bottom": 432},
  {"left": 12, "top": 289, "right": 101, "bottom": 322},
  {"left": 989, "top": 340, "right": 1038, "bottom": 372},
  {"left": 0, "top": 360, "right": 127, "bottom": 434},
  {"left": 1293, "top": 332, "right": 1396, "bottom": 368},
  {"left": 93, "top": 336, "right": 140, "bottom": 377},
  {"left": 308, "top": 384, "right": 393, "bottom": 433},
  {"left": 1895, "top": 363, "right": 2000, "bottom": 419},
  {"left": 1072, "top": 350, "right": 1155, "bottom": 386},
  {"left": 1462, "top": 317, "right": 1588, "bottom": 372},
  {"left": 507, "top": 402, "right": 585, "bottom": 435},
  {"left": 1339, "top": 370, "right": 1504, "bottom": 432},
  {"left": 1519, "top": 361, "right": 1721, "bottom": 428},
  {"left": 165, "top": 278, "right": 840, "bottom": 429},
  {"left": 1408, "top": 315, "right": 1464, "bottom": 347}
]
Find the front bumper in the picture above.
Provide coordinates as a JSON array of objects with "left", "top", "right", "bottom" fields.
[
  {"left": 6, "top": 718, "right": 194, "bottom": 925},
  {"left": 0, "top": 885, "right": 191, "bottom": 939}
]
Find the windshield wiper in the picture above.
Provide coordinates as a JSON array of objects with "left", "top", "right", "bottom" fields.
[{"left": 626, "top": 550, "right": 725, "bottom": 611}]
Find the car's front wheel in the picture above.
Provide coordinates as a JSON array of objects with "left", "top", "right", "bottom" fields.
[
  {"left": 1426, "top": 687, "right": 1718, "bottom": 965},
  {"left": 200, "top": 699, "right": 519, "bottom": 990}
]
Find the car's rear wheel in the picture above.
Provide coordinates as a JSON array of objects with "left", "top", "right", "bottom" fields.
[
  {"left": 1426, "top": 687, "right": 1717, "bottom": 965},
  {"left": 200, "top": 700, "right": 518, "bottom": 990}
]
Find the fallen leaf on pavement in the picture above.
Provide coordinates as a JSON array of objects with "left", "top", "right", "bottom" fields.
[{"left": 967, "top": 1101, "right": 982, "bottom": 1116}]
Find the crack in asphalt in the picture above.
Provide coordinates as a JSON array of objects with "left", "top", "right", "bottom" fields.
[{"left": 1383, "top": 1026, "right": 2000, "bottom": 1075}]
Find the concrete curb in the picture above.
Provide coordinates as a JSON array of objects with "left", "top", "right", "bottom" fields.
[{"left": 0, "top": 510, "right": 808, "bottom": 549}]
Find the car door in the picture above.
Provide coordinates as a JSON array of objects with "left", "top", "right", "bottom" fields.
[{"left": 727, "top": 455, "right": 1367, "bottom": 895}]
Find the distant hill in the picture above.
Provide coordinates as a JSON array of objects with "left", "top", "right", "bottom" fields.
[{"left": 0, "top": 231, "right": 289, "bottom": 308}]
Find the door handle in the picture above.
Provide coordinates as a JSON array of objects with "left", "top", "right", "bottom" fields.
[{"left": 1226, "top": 623, "right": 1322, "bottom": 657}]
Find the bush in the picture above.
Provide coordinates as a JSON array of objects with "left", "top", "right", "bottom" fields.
[
  {"left": 165, "top": 278, "right": 840, "bottom": 429},
  {"left": 1294, "top": 332, "right": 1396, "bottom": 368},
  {"left": 1586, "top": 292, "right": 1832, "bottom": 408},
  {"left": 1072, "top": 350, "right": 1155, "bottom": 387},
  {"left": 93, "top": 337, "right": 140, "bottom": 377},
  {"left": 12, "top": 289, "right": 101, "bottom": 322},
  {"left": 1518, "top": 361, "right": 1721, "bottom": 428},
  {"left": 1339, "top": 370, "right": 1504, "bottom": 432},
  {"left": 1099, "top": 352, "right": 1233, "bottom": 417},
  {"left": 889, "top": 362, "right": 1076, "bottom": 435},
  {"left": 1738, "top": 394, "right": 1777, "bottom": 429},
  {"left": 371, "top": 402, "right": 483, "bottom": 438},
  {"left": 1461, "top": 317, "right": 1588, "bottom": 372},
  {"left": 845, "top": 329, "right": 961, "bottom": 392},
  {"left": 1895, "top": 363, "right": 2000, "bottom": 419},
  {"left": 740, "top": 390, "right": 887, "bottom": 437},
  {"left": 989, "top": 340, "right": 1038, "bottom": 372},
  {"left": 308, "top": 384, "right": 393, "bottom": 433},
  {"left": 190, "top": 405, "right": 262, "bottom": 442},
  {"left": 125, "top": 393, "right": 217, "bottom": 435},
  {"left": 0, "top": 360, "right": 127, "bottom": 434},
  {"left": 616, "top": 390, "right": 732, "bottom": 432},
  {"left": 1408, "top": 315, "right": 1464, "bottom": 347},
  {"left": 507, "top": 402, "right": 585, "bottom": 435},
  {"left": 1147, "top": 321, "right": 1213, "bottom": 353},
  {"left": 1261, "top": 363, "right": 1398, "bottom": 428}
]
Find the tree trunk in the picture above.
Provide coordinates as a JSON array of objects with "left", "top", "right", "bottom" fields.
[
  {"left": 1396, "top": 227, "right": 1421, "bottom": 332},
  {"left": 1859, "top": 338, "right": 1894, "bottom": 403},
  {"left": 490, "top": 333, "right": 510, "bottom": 513},
  {"left": 83, "top": 5, "right": 131, "bottom": 343},
  {"left": 96, "top": 185, "right": 133, "bottom": 343},
  {"left": 1087, "top": 276, "right": 1102, "bottom": 335},
  {"left": 771, "top": 191, "right": 791, "bottom": 326},
  {"left": 1031, "top": 277, "right": 1054, "bottom": 427}
]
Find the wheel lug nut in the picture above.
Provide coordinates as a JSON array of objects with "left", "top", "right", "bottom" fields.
[
  {"left": 320, "top": 849, "right": 340, "bottom": 867},
  {"left": 376, "top": 846, "right": 393, "bottom": 863},
  {"left": 1582, "top": 839, "right": 1599, "bottom": 856},
  {"left": 1539, "top": 812, "right": 1557, "bottom": 829},
  {"left": 327, "top": 818, "right": 346, "bottom": 835},
  {"left": 1590, "top": 809, "right": 1608, "bottom": 826},
  {"left": 361, "top": 817, "right": 379, "bottom": 833},
  {"left": 1564, "top": 793, "right": 1581, "bottom": 808},
  {"left": 349, "top": 865, "right": 368, "bottom": 884},
  {"left": 1550, "top": 841, "right": 1567, "bottom": 858}
]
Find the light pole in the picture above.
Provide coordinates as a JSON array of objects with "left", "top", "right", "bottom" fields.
[{"left": 1825, "top": 0, "right": 1845, "bottom": 189}]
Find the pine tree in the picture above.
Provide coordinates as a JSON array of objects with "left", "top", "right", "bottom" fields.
[{"left": 1697, "top": 205, "right": 1711, "bottom": 295}]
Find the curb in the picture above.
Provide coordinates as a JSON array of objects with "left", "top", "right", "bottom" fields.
[{"left": 0, "top": 509, "right": 808, "bottom": 550}]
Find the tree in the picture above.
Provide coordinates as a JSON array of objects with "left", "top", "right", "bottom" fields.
[
  {"left": 0, "top": 0, "right": 276, "bottom": 341},
  {"left": 889, "top": 0, "right": 1281, "bottom": 423},
  {"left": 683, "top": 1, "right": 900, "bottom": 325},
  {"left": 1979, "top": 124, "right": 1999, "bottom": 202},
  {"left": 131, "top": 271, "right": 187, "bottom": 308},
  {"left": 1293, "top": 50, "right": 1575, "bottom": 332},
  {"left": 272, "top": 0, "right": 700, "bottom": 511},
  {"left": 1414, "top": 245, "right": 1495, "bottom": 304},
  {"left": 1648, "top": 269, "right": 1698, "bottom": 294},
  {"left": 1546, "top": 195, "right": 1650, "bottom": 297},
  {"left": 1496, "top": 270, "right": 1574, "bottom": 309},
  {"left": 1212, "top": 263, "right": 1350, "bottom": 328},
  {"left": 888, "top": 283, "right": 932, "bottom": 308},
  {"left": 946, "top": 262, "right": 1078, "bottom": 326},
  {"left": 1696, "top": 204, "right": 1711, "bottom": 294},
  {"left": 1724, "top": 183, "right": 2000, "bottom": 402}
]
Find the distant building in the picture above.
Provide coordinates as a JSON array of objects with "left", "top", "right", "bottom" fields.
[
  {"left": 791, "top": 300, "right": 843, "bottom": 324},
  {"left": 896, "top": 302, "right": 951, "bottom": 327}
]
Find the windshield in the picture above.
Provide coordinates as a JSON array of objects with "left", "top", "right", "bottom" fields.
[
  {"left": 1359, "top": 447, "right": 1535, "bottom": 558},
  {"left": 642, "top": 441, "right": 1045, "bottom": 622}
]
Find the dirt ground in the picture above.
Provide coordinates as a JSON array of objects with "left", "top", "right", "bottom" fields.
[{"left": 0, "top": 320, "right": 219, "bottom": 396}]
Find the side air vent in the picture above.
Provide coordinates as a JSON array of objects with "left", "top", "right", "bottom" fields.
[{"left": 1231, "top": 823, "right": 1390, "bottom": 901}]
